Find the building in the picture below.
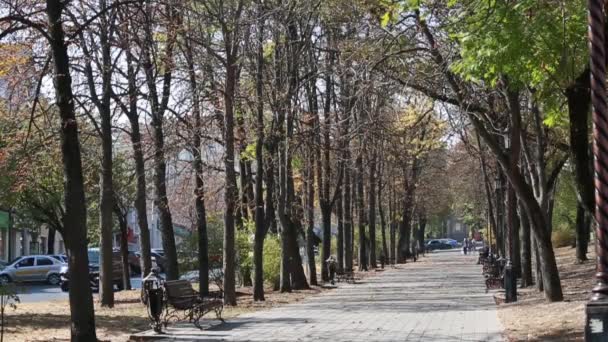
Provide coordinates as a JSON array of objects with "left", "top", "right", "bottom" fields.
[
  {"left": 0, "top": 210, "right": 65, "bottom": 261},
  {"left": 445, "top": 215, "right": 469, "bottom": 242}
]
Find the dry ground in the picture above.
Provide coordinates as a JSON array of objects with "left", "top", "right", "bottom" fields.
[
  {"left": 497, "top": 246, "right": 595, "bottom": 341},
  {"left": 2, "top": 265, "right": 390, "bottom": 342}
]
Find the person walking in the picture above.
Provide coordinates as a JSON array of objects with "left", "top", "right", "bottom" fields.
[{"left": 462, "top": 238, "right": 468, "bottom": 255}]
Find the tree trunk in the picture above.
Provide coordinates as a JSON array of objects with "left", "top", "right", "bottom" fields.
[
  {"left": 533, "top": 237, "right": 543, "bottom": 292},
  {"left": 566, "top": 69, "right": 594, "bottom": 215},
  {"left": 280, "top": 225, "right": 291, "bottom": 292},
  {"left": 379, "top": 191, "right": 389, "bottom": 261},
  {"left": 288, "top": 220, "right": 309, "bottom": 289},
  {"left": 47, "top": 227, "right": 56, "bottom": 254},
  {"left": 122, "top": 32, "right": 153, "bottom": 277},
  {"left": 127, "top": 116, "right": 152, "bottom": 277},
  {"left": 343, "top": 160, "right": 353, "bottom": 271},
  {"left": 151, "top": 119, "right": 179, "bottom": 281},
  {"left": 495, "top": 171, "right": 506, "bottom": 258},
  {"left": 117, "top": 209, "right": 132, "bottom": 291},
  {"left": 389, "top": 186, "right": 396, "bottom": 264},
  {"left": 46, "top": 2, "right": 97, "bottom": 339},
  {"left": 418, "top": 214, "right": 427, "bottom": 257},
  {"left": 140, "top": 2, "right": 179, "bottom": 282},
  {"left": 336, "top": 175, "right": 344, "bottom": 273},
  {"left": 185, "top": 35, "right": 209, "bottom": 297},
  {"left": 576, "top": 203, "right": 590, "bottom": 263},
  {"left": 356, "top": 153, "right": 367, "bottom": 271},
  {"left": 253, "top": 8, "right": 267, "bottom": 300},
  {"left": 321, "top": 205, "right": 332, "bottom": 280},
  {"left": 305, "top": 153, "right": 317, "bottom": 285},
  {"left": 519, "top": 202, "right": 533, "bottom": 287},
  {"left": 223, "top": 61, "right": 238, "bottom": 306},
  {"left": 507, "top": 184, "right": 521, "bottom": 278},
  {"left": 368, "top": 151, "right": 377, "bottom": 268}
]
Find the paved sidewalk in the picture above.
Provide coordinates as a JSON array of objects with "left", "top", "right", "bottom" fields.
[{"left": 132, "top": 250, "right": 503, "bottom": 341}]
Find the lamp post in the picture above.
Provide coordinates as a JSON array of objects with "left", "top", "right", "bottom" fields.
[{"left": 585, "top": 0, "right": 608, "bottom": 340}]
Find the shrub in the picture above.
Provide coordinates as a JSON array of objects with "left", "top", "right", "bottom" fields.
[
  {"left": 552, "top": 229, "right": 575, "bottom": 248},
  {"left": 236, "top": 220, "right": 254, "bottom": 287},
  {"left": 263, "top": 234, "right": 281, "bottom": 290}
]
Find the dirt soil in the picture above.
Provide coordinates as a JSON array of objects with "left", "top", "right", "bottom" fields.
[
  {"left": 497, "top": 246, "right": 595, "bottom": 341},
  {"left": 2, "top": 265, "right": 393, "bottom": 342}
]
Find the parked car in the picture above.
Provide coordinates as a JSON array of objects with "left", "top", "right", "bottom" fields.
[
  {"left": 134, "top": 251, "right": 165, "bottom": 274},
  {"left": 126, "top": 250, "right": 141, "bottom": 275},
  {"left": 59, "top": 248, "right": 124, "bottom": 292},
  {"left": 440, "top": 239, "right": 459, "bottom": 248},
  {"left": 425, "top": 239, "right": 452, "bottom": 251},
  {"left": 50, "top": 254, "right": 68, "bottom": 263},
  {"left": 0, "top": 255, "right": 66, "bottom": 285},
  {"left": 151, "top": 248, "right": 164, "bottom": 256},
  {"left": 150, "top": 252, "right": 165, "bottom": 273}
]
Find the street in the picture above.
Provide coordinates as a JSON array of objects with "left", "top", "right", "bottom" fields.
[{"left": 13, "top": 275, "right": 144, "bottom": 303}]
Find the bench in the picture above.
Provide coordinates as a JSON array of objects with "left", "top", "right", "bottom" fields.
[
  {"left": 163, "top": 279, "right": 223, "bottom": 328},
  {"left": 482, "top": 258, "right": 505, "bottom": 292},
  {"left": 335, "top": 269, "right": 355, "bottom": 284}
]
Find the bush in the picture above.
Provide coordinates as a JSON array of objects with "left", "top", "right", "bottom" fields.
[
  {"left": 177, "top": 215, "right": 225, "bottom": 273},
  {"left": 552, "top": 229, "right": 575, "bottom": 248},
  {"left": 262, "top": 234, "right": 281, "bottom": 290},
  {"left": 236, "top": 220, "right": 254, "bottom": 286}
]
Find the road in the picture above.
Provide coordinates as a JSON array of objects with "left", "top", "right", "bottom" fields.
[
  {"left": 133, "top": 249, "right": 504, "bottom": 341},
  {"left": 12, "top": 275, "right": 144, "bottom": 303}
]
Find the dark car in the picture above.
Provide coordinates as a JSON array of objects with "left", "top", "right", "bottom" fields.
[
  {"left": 426, "top": 239, "right": 452, "bottom": 251},
  {"left": 127, "top": 250, "right": 141, "bottom": 275},
  {"left": 59, "top": 248, "right": 124, "bottom": 292},
  {"left": 135, "top": 251, "right": 166, "bottom": 273}
]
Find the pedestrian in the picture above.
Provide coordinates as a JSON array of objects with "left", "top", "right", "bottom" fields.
[{"left": 462, "top": 238, "right": 468, "bottom": 255}]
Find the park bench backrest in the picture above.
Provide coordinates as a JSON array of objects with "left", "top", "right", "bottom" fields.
[{"left": 165, "top": 280, "right": 197, "bottom": 310}]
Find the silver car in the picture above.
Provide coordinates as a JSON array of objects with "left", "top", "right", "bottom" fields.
[{"left": 0, "top": 255, "right": 66, "bottom": 285}]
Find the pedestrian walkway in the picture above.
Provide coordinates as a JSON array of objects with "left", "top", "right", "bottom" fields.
[{"left": 132, "top": 250, "right": 504, "bottom": 341}]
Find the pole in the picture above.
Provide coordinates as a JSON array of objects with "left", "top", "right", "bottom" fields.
[{"left": 585, "top": 0, "right": 608, "bottom": 340}]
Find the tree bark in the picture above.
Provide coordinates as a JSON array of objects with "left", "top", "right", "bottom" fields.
[
  {"left": 368, "top": 150, "right": 377, "bottom": 268},
  {"left": 336, "top": 171, "right": 344, "bottom": 273},
  {"left": 184, "top": 38, "right": 210, "bottom": 297},
  {"left": 379, "top": 188, "right": 389, "bottom": 261},
  {"left": 141, "top": 2, "right": 179, "bottom": 281},
  {"left": 356, "top": 152, "right": 367, "bottom": 271},
  {"left": 46, "top": 1, "right": 97, "bottom": 339},
  {"left": 122, "top": 32, "right": 152, "bottom": 276},
  {"left": 343, "top": 158, "right": 353, "bottom": 271},
  {"left": 566, "top": 69, "right": 594, "bottom": 215},
  {"left": 305, "top": 149, "right": 317, "bottom": 285},
  {"left": 576, "top": 203, "right": 590, "bottom": 263},
  {"left": 519, "top": 201, "right": 533, "bottom": 287},
  {"left": 533, "top": 237, "right": 543, "bottom": 292},
  {"left": 116, "top": 207, "right": 132, "bottom": 291},
  {"left": 223, "top": 60, "right": 239, "bottom": 305},
  {"left": 253, "top": 6, "right": 267, "bottom": 300},
  {"left": 47, "top": 227, "right": 55, "bottom": 254},
  {"left": 418, "top": 213, "right": 427, "bottom": 257}
]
